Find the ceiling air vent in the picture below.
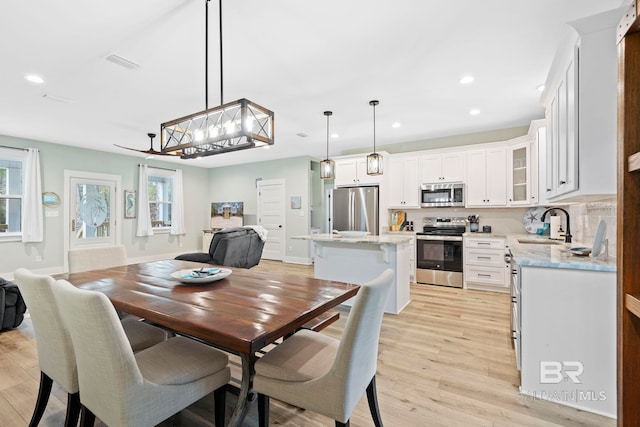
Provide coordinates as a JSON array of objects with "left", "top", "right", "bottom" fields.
[
  {"left": 42, "top": 94, "right": 74, "bottom": 104},
  {"left": 105, "top": 53, "right": 141, "bottom": 70}
]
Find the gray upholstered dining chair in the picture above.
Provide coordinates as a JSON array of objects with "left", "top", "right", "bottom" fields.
[
  {"left": 51, "top": 278, "right": 231, "bottom": 427},
  {"left": 13, "top": 268, "right": 169, "bottom": 427},
  {"left": 253, "top": 269, "right": 394, "bottom": 427}
]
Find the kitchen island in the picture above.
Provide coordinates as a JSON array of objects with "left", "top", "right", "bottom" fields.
[
  {"left": 507, "top": 236, "right": 616, "bottom": 417},
  {"left": 293, "top": 234, "right": 412, "bottom": 314}
]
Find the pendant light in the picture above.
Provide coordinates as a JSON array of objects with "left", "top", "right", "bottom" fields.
[
  {"left": 366, "top": 100, "right": 383, "bottom": 175},
  {"left": 159, "top": 0, "right": 274, "bottom": 159},
  {"left": 320, "top": 111, "right": 335, "bottom": 180}
]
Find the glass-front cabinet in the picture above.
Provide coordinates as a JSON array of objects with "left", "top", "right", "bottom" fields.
[{"left": 509, "top": 141, "right": 531, "bottom": 206}]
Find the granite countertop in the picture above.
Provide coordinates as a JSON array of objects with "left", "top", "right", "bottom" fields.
[
  {"left": 507, "top": 234, "right": 616, "bottom": 272},
  {"left": 293, "top": 234, "right": 413, "bottom": 245}
]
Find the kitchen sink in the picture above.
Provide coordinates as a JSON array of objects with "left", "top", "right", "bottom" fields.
[{"left": 517, "top": 238, "right": 563, "bottom": 245}]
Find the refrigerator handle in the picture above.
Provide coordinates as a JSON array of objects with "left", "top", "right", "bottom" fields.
[{"left": 349, "top": 190, "right": 354, "bottom": 230}]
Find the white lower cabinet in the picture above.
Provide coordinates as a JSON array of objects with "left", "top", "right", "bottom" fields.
[
  {"left": 463, "top": 236, "right": 509, "bottom": 293},
  {"left": 519, "top": 266, "right": 616, "bottom": 417},
  {"left": 383, "top": 232, "right": 416, "bottom": 281}
]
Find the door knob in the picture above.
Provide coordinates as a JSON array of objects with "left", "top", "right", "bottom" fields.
[{"left": 278, "top": 225, "right": 283, "bottom": 228}]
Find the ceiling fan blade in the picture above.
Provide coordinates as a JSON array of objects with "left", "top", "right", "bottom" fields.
[{"left": 114, "top": 143, "right": 181, "bottom": 157}]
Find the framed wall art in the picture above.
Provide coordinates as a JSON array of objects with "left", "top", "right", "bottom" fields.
[{"left": 124, "top": 190, "right": 136, "bottom": 218}]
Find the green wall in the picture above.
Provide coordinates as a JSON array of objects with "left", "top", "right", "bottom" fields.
[
  {"left": 207, "top": 156, "right": 315, "bottom": 262},
  {"left": 0, "top": 134, "right": 210, "bottom": 276}
]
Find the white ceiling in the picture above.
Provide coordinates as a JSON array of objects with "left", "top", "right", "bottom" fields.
[{"left": 0, "top": 0, "right": 627, "bottom": 168}]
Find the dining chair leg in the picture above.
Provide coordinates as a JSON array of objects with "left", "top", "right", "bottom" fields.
[
  {"left": 64, "top": 392, "right": 81, "bottom": 427},
  {"left": 214, "top": 385, "right": 226, "bottom": 426},
  {"left": 366, "top": 376, "right": 383, "bottom": 427},
  {"left": 29, "top": 371, "right": 53, "bottom": 427},
  {"left": 80, "top": 405, "right": 96, "bottom": 427},
  {"left": 258, "top": 393, "right": 269, "bottom": 427}
]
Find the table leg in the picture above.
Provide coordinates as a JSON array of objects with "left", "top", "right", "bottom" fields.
[{"left": 227, "top": 353, "right": 257, "bottom": 427}]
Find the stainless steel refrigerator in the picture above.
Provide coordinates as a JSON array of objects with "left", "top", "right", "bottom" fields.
[{"left": 331, "top": 186, "right": 379, "bottom": 235}]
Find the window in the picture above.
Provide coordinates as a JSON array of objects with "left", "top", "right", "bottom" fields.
[
  {"left": 0, "top": 149, "right": 24, "bottom": 236},
  {"left": 147, "top": 170, "right": 173, "bottom": 229}
]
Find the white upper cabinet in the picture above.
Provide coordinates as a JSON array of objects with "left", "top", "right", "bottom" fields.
[
  {"left": 508, "top": 140, "right": 531, "bottom": 206},
  {"left": 540, "top": 9, "right": 619, "bottom": 202},
  {"left": 420, "top": 152, "right": 466, "bottom": 183},
  {"left": 334, "top": 156, "right": 382, "bottom": 187},
  {"left": 466, "top": 147, "right": 508, "bottom": 207},
  {"left": 388, "top": 156, "right": 420, "bottom": 208}
]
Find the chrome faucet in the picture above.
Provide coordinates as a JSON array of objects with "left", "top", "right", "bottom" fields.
[{"left": 541, "top": 208, "right": 572, "bottom": 243}]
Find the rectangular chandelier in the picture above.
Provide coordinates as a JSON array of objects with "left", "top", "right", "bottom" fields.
[{"left": 160, "top": 98, "right": 274, "bottom": 159}]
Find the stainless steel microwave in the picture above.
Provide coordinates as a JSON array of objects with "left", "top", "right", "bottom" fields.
[{"left": 420, "top": 182, "right": 465, "bottom": 207}]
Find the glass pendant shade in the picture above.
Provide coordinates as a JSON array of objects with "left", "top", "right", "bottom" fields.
[
  {"left": 366, "top": 99, "right": 383, "bottom": 176},
  {"left": 320, "top": 110, "right": 335, "bottom": 180},
  {"left": 367, "top": 152, "right": 383, "bottom": 175},
  {"left": 320, "top": 159, "right": 336, "bottom": 179}
]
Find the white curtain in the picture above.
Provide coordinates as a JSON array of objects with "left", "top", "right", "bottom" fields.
[
  {"left": 22, "top": 148, "right": 43, "bottom": 242},
  {"left": 136, "top": 165, "right": 153, "bottom": 236},
  {"left": 170, "top": 169, "right": 186, "bottom": 235}
]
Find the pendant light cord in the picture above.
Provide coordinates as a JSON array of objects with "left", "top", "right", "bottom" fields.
[
  {"left": 326, "top": 114, "right": 329, "bottom": 159},
  {"left": 370, "top": 100, "right": 378, "bottom": 153},
  {"left": 324, "top": 111, "right": 332, "bottom": 160},
  {"left": 219, "top": 0, "right": 223, "bottom": 105},
  {"left": 205, "top": 0, "right": 209, "bottom": 109},
  {"left": 204, "top": 0, "right": 224, "bottom": 109}
]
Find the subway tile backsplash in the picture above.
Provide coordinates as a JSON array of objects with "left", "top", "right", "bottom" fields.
[{"left": 392, "top": 198, "right": 617, "bottom": 255}]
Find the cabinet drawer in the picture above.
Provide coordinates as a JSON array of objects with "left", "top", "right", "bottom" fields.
[
  {"left": 465, "top": 248, "right": 504, "bottom": 267},
  {"left": 465, "top": 238, "right": 505, "bottom": 250},
  {"left": 465, "top": 265, "right": 506, "bottom": 286}
]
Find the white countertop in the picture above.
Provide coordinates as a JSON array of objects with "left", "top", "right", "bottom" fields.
[
  {"left": 507, "top": 235, "right": 616, "bottom": 272},
  {"left": 293, "top": 234, "right": 413, "bottom": 245}
]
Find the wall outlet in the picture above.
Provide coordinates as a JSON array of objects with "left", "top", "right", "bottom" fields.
[{"left": 35, "top": 255, "right": 42, "bottom": 262}]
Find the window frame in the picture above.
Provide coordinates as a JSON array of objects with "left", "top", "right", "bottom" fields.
[
  {"left": 0, "top": 148, "right": 25, "bottom": 241},
  {"left": 147, "top": 168, "right": 174, "bottom": 232}
]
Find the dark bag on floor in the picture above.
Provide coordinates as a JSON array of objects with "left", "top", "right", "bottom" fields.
[{"left": 0, "top": 277, "right": 27, "bottom": 330}]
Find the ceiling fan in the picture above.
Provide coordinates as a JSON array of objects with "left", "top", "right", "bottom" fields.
[{"left": 115, "top": 133, "right": 181, "bottom": 157}]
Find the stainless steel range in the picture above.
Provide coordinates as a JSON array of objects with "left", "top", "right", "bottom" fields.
[{"left": 415, "top": 217, "right": 466, "bottom": 288}]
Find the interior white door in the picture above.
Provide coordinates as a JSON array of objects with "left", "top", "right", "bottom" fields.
[{"left": 257, "top": 179, "right": 285, "bottom": 260}]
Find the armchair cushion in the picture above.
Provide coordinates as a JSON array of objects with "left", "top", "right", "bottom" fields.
[{"left": 176, "top": 226, "right": 265, "bottom": 268}]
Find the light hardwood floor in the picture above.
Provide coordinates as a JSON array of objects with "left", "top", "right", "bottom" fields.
[{"left": 0, "top": 260, "right": 615, "bottom": 426}]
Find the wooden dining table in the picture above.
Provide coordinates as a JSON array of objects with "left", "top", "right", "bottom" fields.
[{"left": 55, "top": 259, "right": 359, "bottom": 426}]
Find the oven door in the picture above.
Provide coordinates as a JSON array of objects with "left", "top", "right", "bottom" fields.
[{"left": 416, "top": 236, "right": 463, "bottom": 272}]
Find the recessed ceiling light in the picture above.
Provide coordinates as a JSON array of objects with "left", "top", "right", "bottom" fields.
[
  {"left": 25, "top": 74, "right": 44, "bottom": 84},
  {"left": 331, "top": 133, "right": 339, "bottom": 139},
  {"left": 537, "top": 84, "right": 545, "bottom": 92},
  {"left": 459, "top": 75, "right": 475, "bottom": 84},
  {"left": 391, "top": 122, "right": 401, "bottom": 128},
  {"left": 469, "top": 109, "right": 480, "bottom": 115}
]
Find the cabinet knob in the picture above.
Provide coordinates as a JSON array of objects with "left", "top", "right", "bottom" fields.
[{"left": 560, "top": 180, "right": 566, "bottom": 185}]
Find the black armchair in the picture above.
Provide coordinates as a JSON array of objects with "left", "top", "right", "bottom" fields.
[
  {"left": 1, "top": 277, "right": 27, "bottom": 330},
  {"left": 176, "top": 227, "right": 266, "bottom": 269}
]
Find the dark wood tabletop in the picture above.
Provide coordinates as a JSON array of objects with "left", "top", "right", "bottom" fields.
[{"left": 56, "top": 259, "right": 360, "bottom": 355}]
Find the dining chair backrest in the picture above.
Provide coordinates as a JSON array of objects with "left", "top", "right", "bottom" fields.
[
  {"left": 68, "top": 245, "right": 127, "bottom": 273},
  {"left": 13, "top": 268, "right": 78, "bottom": 393},
  {"left": 51, "top": 279, "right": 144, "bottom": 417},
  {"left": 330, "top": 268, "right": 393, "bottom": 415}
]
